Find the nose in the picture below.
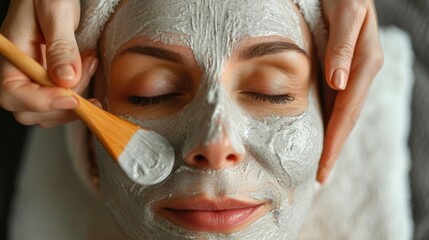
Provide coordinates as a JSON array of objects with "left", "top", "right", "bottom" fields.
[{"left": 183, "top": 136, "right": 244, "bottom": 170}]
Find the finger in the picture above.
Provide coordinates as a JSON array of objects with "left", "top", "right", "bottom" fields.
[
  {"left": 0, "top": 0, "right": 63, "bottom": 113},
  {"left": 0, "top": 79, "right": 77, "bottom": 112},
  {"left": 71, "top": 52, "right": 98, "bottom": 95},
  {"left": 11, "top": 97, "right": 101, "bottom": 128},
  {"left": 13, "top": 109, "right": 78, "bottom": 127},
  {"left": 38, "top": 98, "right": 102, "bottom": 128},
  {"left": 0, "top": 0, "right": 41, "bottom": 48},
  {"left": 38, "top": 118, "right": 78, "bottom": 128},
  {"left": 0, "top": 46, "right": 95, "bottom": 113},
  {"left": 318, "top": 7, "right": 383, "bottom": 184},
  {"left": 324, "top": 0, "right": 367, "bottom": 90},
  {"left": 0, "top": 49, "right": 92, "bottom": 113},
  {"left": 317, "top": 65, "right": 371, "bottom": 183},
  {"left": 0, "top": 0, "right": 46, "bottom": 101},
  {"left": 35, "top": 0, "right": 82, "bottom": 88},
  {"left": 87, "top": 98, "right": 103, "bottom": 109}
]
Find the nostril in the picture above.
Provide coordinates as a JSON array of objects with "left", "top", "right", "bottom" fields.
[
  {"left": 226, "top": 154, "right": 238, "bottom": 161},
  {"left": 194, "top": 154, "right": 206, "bottom": 162}
]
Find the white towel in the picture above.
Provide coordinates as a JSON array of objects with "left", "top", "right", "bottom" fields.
[{"left": 76, "top": 0, "right": 327, "bottom": 56}]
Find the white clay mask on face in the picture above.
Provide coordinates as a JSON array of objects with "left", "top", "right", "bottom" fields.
[
  {"left": 117, "top": 129, "right": 174, "bottom": 185},
  {"left": 96, "top": 0, "right": 324, "bottom": 239}
]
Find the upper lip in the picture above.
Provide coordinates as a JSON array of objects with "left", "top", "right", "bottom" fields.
[{"left": 155, "top": 196, "right": 268, "bottom": 211}]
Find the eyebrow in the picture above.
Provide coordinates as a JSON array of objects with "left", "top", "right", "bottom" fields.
[
  {"left": 239, "top": 41, "right": 309, "bottom": 61},
  {"left": 121, "top": 46, "right": 184, "bottom": 64},
  {"left": 120, "top": 41, "right": 307, "bottom": 64}
]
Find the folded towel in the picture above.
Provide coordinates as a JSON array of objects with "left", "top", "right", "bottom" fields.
[{"left": 76, "top": 0, "right": 327, "bottom": 58}]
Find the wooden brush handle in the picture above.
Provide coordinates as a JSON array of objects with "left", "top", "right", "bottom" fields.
[
  {"left": 0, "top": 34, "right": 99, "bottom": 118},
  {"left": 0, "top": 34, "right": 54, "bottom": 87}
]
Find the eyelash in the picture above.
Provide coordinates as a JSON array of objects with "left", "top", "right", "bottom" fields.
[
  {"left": 127, "top": 92, "right": 295, "bottom": 106},
  {"left": 127, "top": 93, "right": 182, "bottom": 106},
  {"left": 245, "top": 92, "right": 295, "bottom": 104}
]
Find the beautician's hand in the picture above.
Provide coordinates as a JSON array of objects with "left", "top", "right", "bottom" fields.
[
  {"left": 317, "top": 0, "right": 384, "bottom": 183},
  {"left": 0, "top": 0, "right": 98, "bottom": 128}
]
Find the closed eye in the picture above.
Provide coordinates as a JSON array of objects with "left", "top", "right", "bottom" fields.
[
  {"left": 244, "top": 92, "right": 295, "bottom": 104},
  {"left": 127, "top": 93, "right": 183, "bottom": 106}
]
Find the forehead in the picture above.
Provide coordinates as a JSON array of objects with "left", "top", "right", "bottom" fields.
[{"left": 104, "top": 0, "right": 306, "bottom": 65}]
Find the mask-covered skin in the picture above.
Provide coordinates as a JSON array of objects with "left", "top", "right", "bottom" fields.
[{"left": 94, "top": 0, "right": 323, "bottom": 239}]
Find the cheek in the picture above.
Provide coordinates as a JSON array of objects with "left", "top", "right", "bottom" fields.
[
  {"left": 95, "top": 141, "right": 156, "bottom": 236},
  {"left": 244, "top": 112, "right": 323, "bottom": 187},
  {"left": 273, "top": 119, "right": 321, "bottom": 183},
  {"left": 96, "top": 141, "right": 139, "bottom": 199}
]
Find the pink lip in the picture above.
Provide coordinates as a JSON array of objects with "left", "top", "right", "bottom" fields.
[{"left": 154, "top": 197, "right": 270, "bottom": 233}]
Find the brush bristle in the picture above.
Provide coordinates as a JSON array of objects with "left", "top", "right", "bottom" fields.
[{"left": 118, "top": 129, "right": 175, "bottom": 185}]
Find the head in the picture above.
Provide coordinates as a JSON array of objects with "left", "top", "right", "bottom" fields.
[{"left": 89, "top": 0, "right": 324, "bottom": 239}]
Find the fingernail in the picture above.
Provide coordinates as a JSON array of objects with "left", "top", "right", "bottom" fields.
[
  {"left": 88, "top": 58, "right": 99, "bottom": 76},
  {"left": 317, "top": 167, "right": 328, "bottom": 184},
  {"left": 54, "top": 64, "right": 75, "bottom": 81},
  {"left": 332, "top": 69, "right": 347, "bottom": 90},
  {"left": 88, "top": 98, "right": 102, "bottom": 108},
  {"left": 51, "top": 96, "right": 78, "bottom": 110}
]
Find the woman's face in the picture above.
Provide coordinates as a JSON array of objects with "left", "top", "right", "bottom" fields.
[{"left": 94, "top": 0, "right": 323, "bottom": 239}]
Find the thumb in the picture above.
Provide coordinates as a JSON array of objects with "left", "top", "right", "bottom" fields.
[
  {"left": 36, "top": 0, "right": 81, "bottom": 88},
  {"left": 324, "top": 1, "right": 366, "bottom": 90}
]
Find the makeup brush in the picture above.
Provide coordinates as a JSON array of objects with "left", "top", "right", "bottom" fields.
[{"left": 0, "top": 34, "right": 174, "bottom": 185}]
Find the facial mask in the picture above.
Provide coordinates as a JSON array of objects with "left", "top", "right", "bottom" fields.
[
  {"left": 103, "top": 0, "right": 305, "bottom": 78},
  {"left": 96, "top": 0, "right": 323, "bottom": 239}
]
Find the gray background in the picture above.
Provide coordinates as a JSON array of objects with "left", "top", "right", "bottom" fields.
[
  {"left": 1, "top": 1, "right": 29, "bottom": 239},
  {"left": 375, "top": 0, "right": 429, "bottom": 239}
]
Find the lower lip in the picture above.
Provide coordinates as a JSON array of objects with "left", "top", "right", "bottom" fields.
[{"left": 160, "top": 205, "right": 264, "bottom": 233}]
